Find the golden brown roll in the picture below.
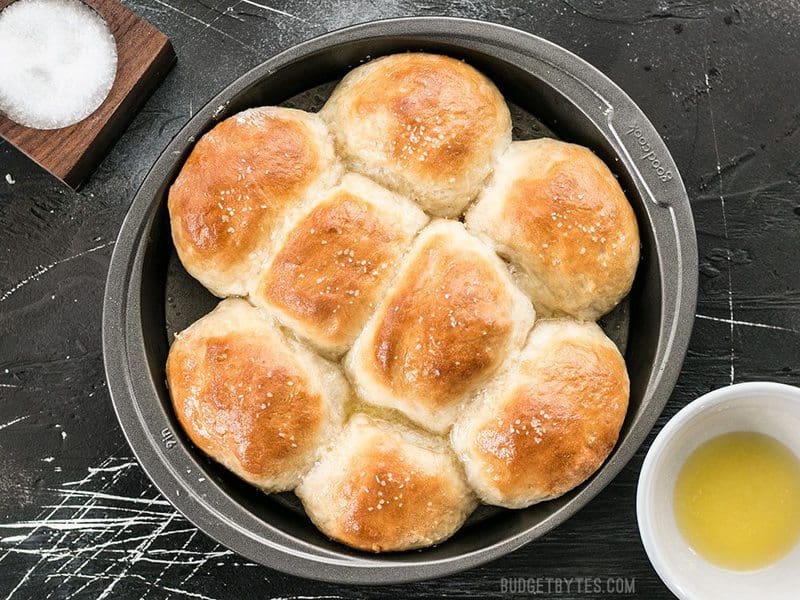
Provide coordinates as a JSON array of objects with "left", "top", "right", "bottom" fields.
[
  {"left": 345, "top": 220, "right": 535, "bottom": 434},
  {"left": 166, "top": 298, "right": 348, "bottom": 492},
  {"left": 296, "top": 413, "right": 476, "bottom": 552},
  {"left": 450, "top": 319, "right": 629, "bottom": 508},
  {"left": 465, "top": 138, "right": 640, "bottom": 320},
  {"left": 164, "top": 55, "right": 641, "bottom": 553},
  {"left": 250, "top": 173, "right": 428, "bottom": 357},
  {"left": 168, "top": 107, "right": 341, "bottom": 297},
  {"left": 320, "top": 53, "right": 512, "bottom": 217}
]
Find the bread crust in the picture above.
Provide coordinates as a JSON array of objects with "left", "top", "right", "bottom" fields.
[
  {"left": 321, "top": 53, "right": 511, "bottom": 217},
  {"left": 166, "top": 299, "right": 348, "bottom": 492},
  {"left": 250, "top": 173, "right": 427, "bottom": 357},
  {"left": 451, "top": 319, "right": 629, "bottom": 508},
  {"left": 345, "top": 220, "right": 535, "bottom": 434},
  {"left": 168, "top": 107, "right": 341, "bottom": 297},
  {"left": 466, "top": 138, "right": 639, "bottom": 320},
  {"left": 296, "top": 414, "right": 476, "bottom": 552}
]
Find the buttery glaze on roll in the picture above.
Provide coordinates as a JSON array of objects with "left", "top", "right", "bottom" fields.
[
  {"left": 321, "top": 53, "right": 512, "bottom": 218},
  {"left": 451, "top": 319, "right": 629, "bottom": 508},
  {"left": 345, "top": 220, "right": 535, "bottom": 434},
  {"left": 168, "top": 107, "right": 341, "bottom": 297},
  {"left": 166, "top": 298, "right": 348, "bottom": 492},
  {"left": 250, "top": 173, "right": 428, "bottom": 358},
  {"left": 164, "top": 54, "right": 642, "bottom": 554},
  {"left": 466, "top": 138, "right": 640, "bottom": 320},
  {"left": 296, "top": 414, "right": 477, "bottom": 552}
]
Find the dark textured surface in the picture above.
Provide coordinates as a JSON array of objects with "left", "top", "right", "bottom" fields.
[{"left": 1, "top": 1, "right": 799, "bottom": 598}]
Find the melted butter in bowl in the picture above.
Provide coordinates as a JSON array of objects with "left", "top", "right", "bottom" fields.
[
  {"left": 638, "top": 382, "right": 800, "bottom": 600},
  {"left": 673, "top": 431, "right": 800, "bottom": 571}
]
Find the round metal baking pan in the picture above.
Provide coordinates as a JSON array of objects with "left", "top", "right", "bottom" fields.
[{"left": 103, "top": 17, "right": 698, "bottom": 584}]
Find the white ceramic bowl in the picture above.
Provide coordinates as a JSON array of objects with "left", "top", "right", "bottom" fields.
[{"left": 637, "top": 382, "right": 800, "bottom": 600}]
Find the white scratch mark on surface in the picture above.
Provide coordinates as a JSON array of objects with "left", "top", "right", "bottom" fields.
[
  {"left": 269, "top": 597, "right": 345, "bottom": 600},
  {"left": 44, "top": 460, "right": 142, "bottom": 594},
  {"left": 3, "top": 562, "right": 39, "bottom": 600},
  {"left": 145, "top": 549, "right": 232, "bottom": 562},
  {"left": 0, "top": 456, "right": 245, "bottom": 598},
  {"left": 0, "top": 415, "right": 29, "bottom": 432},
  {"left": 0, "top": 241, "right": 114, "bottom": 303},
  {"left": 704, "top": 53, "right": 735, "bottom": 385},
  {"left": 0, "top": 535, "right": 26, "bottom": 544},
  {"left": 0, "top": 453, "right": 96, "bottom": 600},
  {"left": 175, "top": 530, "right": 204, "bottom": 586},
  {"left": 196, "top": 0, "right": 234, "bottom": 38},
  {"left": 50, "top": 488, "right": 172, "bottom": 506},
  {"left": 0, "top": 516, "right": 179, "bottom": 531},
  {"left": 150, "top": 0, "right": 259, "bottom": 54},
  {"left": 60, "top": 459, "right": 131, "bottom": 487},
  {"left": 87, "top": 462, "right": 139, "bottom": 475},
  {"left": 24, "top": 528, "right": 197, "bottom": 562},
  {"left": 134, "top": 553, "right": 230, "bottom": 566},
  {"left": 45, "top": 571, "right": 209, "bottom": 597},
  {"left": 695, "top": 314, "right": 798, "bottom": 333},
  {"left": 57, "top": 487, "right": 158, "bottom": 596},
  {"left": 45, "top": 570, "right": 151, "bottom": 585},
  {"left": 158, "top": 584, "right": 220, "bottom": 600},
  {"left": 41, "top": 457, "right": 130, "bottom": 599},
  {"left": 149, "top": 0, "right": 214, "bottom": 27},
  {"left": 197, "top": 0, "right": 242, "bottom": 41},
  {"left": 39, "top": 505, "right": 171, "bottom": 517},
  {"left": 95, "top": 503, "right": 180, "bottom": 599},
  {"left": 0, "top": 383, "right": 19, "bottom": 388},
  {"left": 142, "top": 519, "right": 229, "bottom": 600},
  {"left": 1, "top": 459, "right": 144, "bottom": 599},
  {"left": 239, "top": 0, "right": 311, "bottom": 24}
]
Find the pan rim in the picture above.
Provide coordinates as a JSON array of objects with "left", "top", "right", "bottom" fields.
[{"left": 102, "top": 16, "right": 698, "bottom": 584}]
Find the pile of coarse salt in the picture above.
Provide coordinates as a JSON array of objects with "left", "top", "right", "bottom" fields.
[{"left": 0, "top": 0, "right": 118, "bottom": 130}]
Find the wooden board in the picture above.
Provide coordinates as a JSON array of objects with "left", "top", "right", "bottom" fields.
[{"left": 0, "top": 0, "right": 175, "bottom": 189}]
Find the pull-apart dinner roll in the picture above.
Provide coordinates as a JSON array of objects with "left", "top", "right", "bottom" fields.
[
  {"left": 451, "top": 319, "right": 629, "bottom": 508},
  {"left": 168, "top": 107, "right": 341, "bottom": 297},
  {"left": 466, "top": 138, "right": 639, "bottom": 320},
  {"left": 345, "top": 220, "right": 535, "bottom": 434},
  {"left": 166, "top": 298, "right": 348, "bottom": 492},
  {"left": 250, "top": 173, "right": 428, "bottom": 357},
  {"left": 296, "top": 414, "right": 476, "bottom": 552},
  {"left": 321, "top": 53, "right": 512, "bottom": 217}
]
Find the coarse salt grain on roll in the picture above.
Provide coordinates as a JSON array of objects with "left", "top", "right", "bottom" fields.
[
  {"left": 296, "top": 413, "right": 477, "bottom": 552},
  {"left": 321, "top": 53, "right": 512, "bottom": 218},
  {"left": 168, "top": 107, "right": 341, "bottom": 297},
  {"left": 166, "top": 298, "right": 348, "bottom": 492},
  {"left": 466, "top": 138, "right": 640, "bottom": 320},
  {"left": 345, "top": 219, "right": 535, "bottom": 434},
  {"left": 451, "top": 319, "right": 629, "bottom": 508},
  {"left": 250, "top": 173, "right": 428, "bottom": 358}
]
